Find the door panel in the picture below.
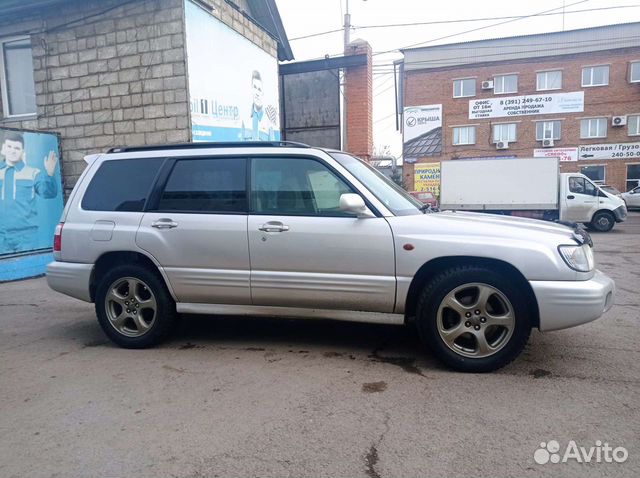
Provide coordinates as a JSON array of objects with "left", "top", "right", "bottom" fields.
[
  {"left": 248, "top": 215, "right": 395, "bottom": 311},
  {"left": 135, "top": 157, "right": 250, "bottom": 304},
  {"left": 563, "top": 176, "right": 599, "bottom": 222},
  {"left": 247, "top": 156, "right": 396, "bottom": 312},
  {"left": 136, "top": 213, "right": 250, "bottom": 304}
]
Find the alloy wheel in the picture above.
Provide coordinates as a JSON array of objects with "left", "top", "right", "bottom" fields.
[
  {"left": 104, "top": 277, "right": 157, "bottom": 337},
  {"left": 436, "top": 282, "right": 515, "bottom": 358}
]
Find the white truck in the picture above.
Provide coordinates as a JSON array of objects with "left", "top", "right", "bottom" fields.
[{"left": 439, "top": 157, "right": 627, "bottom": 232}]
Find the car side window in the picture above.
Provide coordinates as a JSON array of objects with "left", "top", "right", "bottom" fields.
[
  {"left": 157, "top": 158, "right": 247, "bottom": 213},
  {"left": 251, "top": 157, "right": 355, "bottom": 216},
  {"left": 570, "top": 177, "right": 597, "bottom": 196},
  {"left": 82, "top": 158, "right": 162, "bottom": 211},
  {"left": 569, "top": 177, "right": 585, "bottom": 194}
]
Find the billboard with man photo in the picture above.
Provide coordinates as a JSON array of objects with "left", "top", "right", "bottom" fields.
[
  {"left": 0, "top": 128, "right": 63, "bottom": 256},
  {"left": 185, "top": 0, "right": 281, "bottom": 142}
]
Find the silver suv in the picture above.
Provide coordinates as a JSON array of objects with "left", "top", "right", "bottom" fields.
[{"left": 47, "top": 142, "right": 615, "bottom": 372}]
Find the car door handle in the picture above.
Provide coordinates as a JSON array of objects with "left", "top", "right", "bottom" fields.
[
  {"left": 258, "top": 222, "right": 289, "bottom": 233},
  {"left": 567, "top": 195, "right": 575, "bottom": 199},
  {"left": 151, "top": 218, "right": 178, "bottom": 229}
]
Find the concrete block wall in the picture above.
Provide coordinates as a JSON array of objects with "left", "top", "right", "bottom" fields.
[
  {"left": 0, "top": 0, "right": 190, "bottom": 190},
  {"left": 0, "top": 0, "right": 279, "bottom": 192}
]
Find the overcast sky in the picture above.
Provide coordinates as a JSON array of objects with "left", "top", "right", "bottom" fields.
[{"left": 275, "top": 0, "right": 640, "bottom": 158}]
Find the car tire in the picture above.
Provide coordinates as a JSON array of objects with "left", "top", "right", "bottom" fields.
[
  {"left": 590, "top": 211, "right": 615, "bottom": 232},
  {"left": 415, "top": 265, "right": 532, "bottom": 373},
  {"left": 95, "top": 264, "right": 177, "bottom": 348}
]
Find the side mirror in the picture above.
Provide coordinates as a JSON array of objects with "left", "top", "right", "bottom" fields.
[{"left": 339, "top": 193, "right": 374, "bottom": 218}]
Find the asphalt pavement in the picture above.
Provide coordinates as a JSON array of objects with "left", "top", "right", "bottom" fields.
[{"left": 1, "top": 213, "right": 639, "bottom": 478}]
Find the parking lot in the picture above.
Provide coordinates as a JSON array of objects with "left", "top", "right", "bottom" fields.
[{"left": 1, "top": 213, "right": 639, "bottom": 478}]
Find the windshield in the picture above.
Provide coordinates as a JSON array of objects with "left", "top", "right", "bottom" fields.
[
  {"left": 602, "top": 186, "right": 621, "bottom": 195},
  {"left": 329, "top": 152, "right": 424, "bottom": 216}
]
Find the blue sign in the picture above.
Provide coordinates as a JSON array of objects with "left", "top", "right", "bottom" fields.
[{"left": 0, "top": 128, "right": 63, "bottom": 279}]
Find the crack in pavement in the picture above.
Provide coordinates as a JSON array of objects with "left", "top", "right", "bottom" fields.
[{"left": 364, "top": 411, "right": 391, "bottom": 478}]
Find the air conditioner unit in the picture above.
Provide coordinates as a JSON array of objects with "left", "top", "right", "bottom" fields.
[
  {"left": 612, "top": 116, "right": 627, "bottom": 127},
  {"left": 496, "top": 141, "right": 509, "bottom": 150},
  {"left": 542, "top": 138, "right": 554, "bottom": 147},
  {"left": 481, "top": 80, "right": 494, "bottom": 90}
]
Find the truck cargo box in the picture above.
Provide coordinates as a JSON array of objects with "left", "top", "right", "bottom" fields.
[{"left": 440, "top": 157, "right": 559, "bottom": 210}]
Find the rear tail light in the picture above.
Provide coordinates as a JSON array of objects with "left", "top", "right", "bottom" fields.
[{"left": 53, "top": 223, "right": 64, "bottom": 253}]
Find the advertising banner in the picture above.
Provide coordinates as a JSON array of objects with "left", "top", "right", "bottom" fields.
[
  {"left": 414, "top": 163, "right": 441, "bottom": 196},
  {"left": 534, "top": 147, "right": 578, "bottom": 162},
  {"left": 578, "top": 142, "right": 640, "bottom": 160},
  {"left": 403, "top": 104, "right": 442, "bottom": 162},
  {"left": 469, "top": 91, "right": 584, "bottom": 119},
  {"left": 185, "top": 0, "right": 281, "bottom": 142},
  {"left": 0, "top": 128, "right": 63, "bottom": 257}
]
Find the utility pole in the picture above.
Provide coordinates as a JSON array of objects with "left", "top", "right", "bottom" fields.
[
  {"left": 344, "top": 0, "right": 351, "bottom": 48},
  {"left": 342, "top": 0, "right": 351, "bottom": 151}
]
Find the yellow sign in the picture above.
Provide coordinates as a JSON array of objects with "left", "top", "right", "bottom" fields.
[{"left": 414, "top": 163, "right": 441, "bottom": 195}]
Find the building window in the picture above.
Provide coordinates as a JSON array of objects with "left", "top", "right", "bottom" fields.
[
  {"left": 581, "top": 165, "right": 605, "bottom": 184},
  {"left": 494, "top": 74, "right": 518, "bottom": 94},
  {"left": 629, "top": 115, "right": 640, "bottom": 136},
  {"left": 536, "top": 70, "right": 562, "bottom": 91},
  {"left": 580, "top": 118, "right": 607, "bottom": 138},
  {"left": 0, "top": 37, "right": 37, "bottom": 117},
  {"left": 492, "top": 123, "right": 517, "bottom": 143},
  {"left": 628, "top": 164, "right": 640, "bottom": 191},
  {"left": 581, "top": 65, "right": 609, "bottom": 87},
  {"left": 453, "top": 78, "right": 475, "bottom": 98},
  {"left": 453, "top": 126, "right": 476, "bottom": 145},
  {"left": 536, "top": 121, "right": 561, "bottom": 140},
  {"left": 630, "top": 62, "right": 640, "bottom": 83}
]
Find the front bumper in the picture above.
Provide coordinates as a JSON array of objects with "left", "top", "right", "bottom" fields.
[
  {"left": 530, "top": 270, "right": 615, "bottom": 332},
  {"left": 614, "top": 205, "right": 627, "bottom": 223},
  {"left": 46, "top": 261, "right": 94, "bottom": 302}
]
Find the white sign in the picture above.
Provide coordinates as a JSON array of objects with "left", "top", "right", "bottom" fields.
[
  {"left": 469, "top": 91, "right": 584, "bottom": 119},
  {"left": 185, "top": 0, "right": 280, "bottom": 142},
  {"left": 534, "top": 147, "right": 578, "bottom": 162},
  {"left": 579, "top": 142, "right": 640, "bottom": 160},
  {"left": 403, "top": 104, "right": 442, "bottom": 160}
]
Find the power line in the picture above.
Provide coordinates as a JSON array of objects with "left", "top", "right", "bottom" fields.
[
  {"left": 372, "top": 33, "right": 640, "bottom": 68},
  {"left": 374, "top": 34, "right": 640, "bottom": 70},
  {"left": 372, "top": 83, "right": 396, "bottom": 98},
  {"left": 289, "top": 28, "right": 345, "bottom": 42},
  {"left": 360, "top": 5, "right": 639, "bottom": 31},
  {"left": 372, "top": 0, "right": 589, "bottom": 56},
  {"left": 374, "top": 111, "right": 396, "bottom": 124},
  {"left": 287, "top": 2, "right": 637, "bottom": 42}
]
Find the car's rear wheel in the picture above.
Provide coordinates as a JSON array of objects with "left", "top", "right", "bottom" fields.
[
  {"left": 95, "top": 265, "right": 176, "bottom": 348},
  {"left": 416, "top": 266, "right": 531, "bottom": 372},
  {"left": 590, "top": 211, "right": 615, "bottom": 232}
]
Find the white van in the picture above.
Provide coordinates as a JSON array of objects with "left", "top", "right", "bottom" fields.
[{"left": 440, "top": 158, "right": 627, "bottom": 232}]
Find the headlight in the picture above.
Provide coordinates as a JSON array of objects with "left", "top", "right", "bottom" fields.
[{"left": 558, "top": 244, "right": 594, "bottom": 272}]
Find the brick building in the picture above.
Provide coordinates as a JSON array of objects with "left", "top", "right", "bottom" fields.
[
  {"left": 400, "top": 22, "right": 640, "bottom": 194},
  {"left": 0, "top": 0, "right": 292, "bottom": 192}
]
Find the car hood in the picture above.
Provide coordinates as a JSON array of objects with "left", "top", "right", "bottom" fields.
[{"left": 389, "top": 211, "right": 579, "bottom": 245}]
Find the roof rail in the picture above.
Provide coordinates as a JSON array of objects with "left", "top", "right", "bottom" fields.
[{"left": 106, "top": 141, "right": 311, "bottom": 153}]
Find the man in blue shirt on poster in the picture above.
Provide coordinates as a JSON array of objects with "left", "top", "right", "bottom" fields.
[
  {"left": 243, "top": 70, "right": 277, "bottom": 141},
  {"left": 0, "top": 131, "right": 58, "bottom": 254}
]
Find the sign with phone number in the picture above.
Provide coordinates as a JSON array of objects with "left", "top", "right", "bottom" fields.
[
  {"left": 469, "top": 91, "right": 584, "bottom": 119},
  {"left": 578, "top": 142, "right": 640, "bottom": 160}
]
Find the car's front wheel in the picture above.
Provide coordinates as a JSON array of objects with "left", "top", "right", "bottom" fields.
[
  {"left": 95, "top": 265, "right": 177, "bottom": 348},
  {"left": 416, "top": 266, "right": 532, "bottom": 372},
  {"left": 589, "top": 211, "right": 615, "bottom": 232}
]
